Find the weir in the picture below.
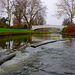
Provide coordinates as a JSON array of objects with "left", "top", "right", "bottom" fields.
[{"left": 31, "top": 39, "right": 67, "bottom": 48}]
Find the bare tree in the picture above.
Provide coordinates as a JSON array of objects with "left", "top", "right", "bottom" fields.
[
  {"left": 0, "top": 0, "right": 46, "bottom": 29},
  {"left": 0, "top": 0, "right": 13, "bottom": 27},
  {"left": 56, "top": 0, "right": 75, "bottom": 24},
  {"left": 13, "top": 0, "right": 24, "bottom": 26},
  {"left": 21, "top": 0, "right": 46, "bottom": 29},
  {"left": 34, "top": 14, "right": 46, "bottom": 25}
]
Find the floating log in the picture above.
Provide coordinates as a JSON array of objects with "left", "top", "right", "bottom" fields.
[{"left": 0, "top": 53, "right": 16, "bottom": 65}]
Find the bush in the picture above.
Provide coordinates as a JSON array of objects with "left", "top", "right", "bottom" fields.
[
  {"left": 24, "top": 25, "right": 27, "bottom": 29},
  {"left": 5, "top": 24, "right": 9, "bottom": 28},
  {"left": 13, "top": 23, "right": 28, "bottom": 29},
  {"left": 10, "top": 26, "right": 13, "bottom": 29},
  {"left": 62, "top": 24, "right": 75, "bottom": 33},
  {"left": 0, "top": 21, "right": 9, "bottom": 28},
  {"left": 0, "top": 21, "right": 4, "bottom": 28},
  {"left": 18, "top": 26, "right": 23, "bottom": 29}
]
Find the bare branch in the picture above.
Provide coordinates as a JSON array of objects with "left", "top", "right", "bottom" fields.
[{"left": 56, "top": 0, "right": 75, "bottom": 23}]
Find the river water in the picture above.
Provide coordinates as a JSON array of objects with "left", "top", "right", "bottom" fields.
[{"left": 0, "top": 33, "right": 75, "bottom": 75}]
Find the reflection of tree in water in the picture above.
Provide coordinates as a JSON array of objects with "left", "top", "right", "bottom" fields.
[
  {"left": 0, "top": 35, "right": 32, "bottom": 50},
  {"left": 0, "top": 40, "right": 7, "bottom": 49},
  {"left": 12, "top": 40, "right": 21, "bottom": 49},
  {"left": 12, "top": 36, "right": 32, "bottom": 50},
  {"left": 64, "top": 40, "right": 75, "bottom": 47},
  {"left": 62, "top": 36, "right": 75, "bottom": 47}
]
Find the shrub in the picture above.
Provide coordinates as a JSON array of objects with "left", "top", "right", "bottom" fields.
[
  {"left": 62, "top": 24, "right": 75, "bottom": 33},
  {"left": 24, "top": 25, "right": 27, "bottom": 29},
  {"left": 13, "top": 23, "right": 28, "bottom": 29},
  {"left": 18, "top": 26, "right": 23, "bottom": 29},
  {"left": 0, "top": 21, "right": 9, "bottom": 28},
  {"left": 10, "top": 26, "right": 13, "bottom": 29}
]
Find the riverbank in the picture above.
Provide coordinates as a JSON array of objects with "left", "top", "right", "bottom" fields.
[{"left": 0, "top": 28, "right": 50, "bottom": 36}]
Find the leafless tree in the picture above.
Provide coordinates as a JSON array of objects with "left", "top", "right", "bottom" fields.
[
  {"left": 21, "top": 0, "right": 46, "bottom": 29},
  {"left": 33, "top": 14, "right": 46, "bottom": 25},
  {"left": 56, "top": 0, "right": 75, "bottom": 24},
  {"left": 0, "top": 0, "right": 13, "bottom": 27},
  {"left": 13, "top": 0, "right": 24, "bottom": 26}
]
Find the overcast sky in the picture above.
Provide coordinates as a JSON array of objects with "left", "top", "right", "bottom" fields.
[{"left": 41, "top": 0, "right": 64, "bottom": 25}]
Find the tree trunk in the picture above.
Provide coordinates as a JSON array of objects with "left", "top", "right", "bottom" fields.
[
  {"left": 7, "top": 0, "right": 11, "bottom": 28},
  {"left": 28, "top": 24, "right": 32, "bottom": 30},
  {"left": 71, "top": 14, "right": 73, "bottom": 24},
  {"left": 71, "top": 0, "right": 73, "bottom": 24},
  {"left": 19, "top": 19, "right": 21, "bottom": 26},
  {"left": 9, "top": 19, "right": 10, "bottom": 28}
]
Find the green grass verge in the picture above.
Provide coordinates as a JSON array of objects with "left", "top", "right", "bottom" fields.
[
  {"left": 0, "top": 28, "right": 50, "bottom": 34},
  {"left": 0, "top": 28, "right": 31, "bottom": 32}
]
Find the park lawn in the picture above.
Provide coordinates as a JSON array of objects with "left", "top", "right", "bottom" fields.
[
  {"left": 0, "top": 28, "right": 32, "bottom": 33},
  {"left": 0, "top": 28, "right": 50, "bottom": 35}
]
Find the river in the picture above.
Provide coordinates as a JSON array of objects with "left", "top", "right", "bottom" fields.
[{"left": 0, "top": 33, "right": 75, "bottom": 75}]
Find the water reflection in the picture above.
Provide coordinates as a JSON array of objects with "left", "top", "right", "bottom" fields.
[
  {"left": 0, "top": 34, "right": 62, "bottom": 50},
  {"left": 0, "top": 34, "right": 75, "bottom": 50},
  {"left": 0, "top": 35, "right": 32, "bottom": 50},
  {"left": 32, "top": 33, "right": 62, "bottom": 42}
]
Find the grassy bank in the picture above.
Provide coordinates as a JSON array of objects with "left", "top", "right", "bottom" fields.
[
  {"left": 0, "top": 28, "right": 32, "bottom": 33},
  {"left": 0, "top": 28, "right": 50, "bottom": 36}
]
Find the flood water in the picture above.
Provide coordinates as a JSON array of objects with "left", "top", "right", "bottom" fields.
[{"left": 0, "top": 33, "right": 75, "bottom": 75}]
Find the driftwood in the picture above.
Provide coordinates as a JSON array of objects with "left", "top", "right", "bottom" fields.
[{"left": 0, "top": 53, "right": 16, "bottom": 65}]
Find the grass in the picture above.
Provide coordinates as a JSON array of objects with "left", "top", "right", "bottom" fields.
[
  {"left": 0, "top": 28, "right": 32, "bottom": 33},
  {"left": 0, "top": 28, "right": 50, "bottom": 36}
]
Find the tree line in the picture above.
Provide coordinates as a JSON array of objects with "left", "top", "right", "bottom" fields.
[
  {"left": 0, "top": 0, "right": 75, "bottom": 29},
  {"left": 0, "top": 0, "right": 46, "bottom": 29}
]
